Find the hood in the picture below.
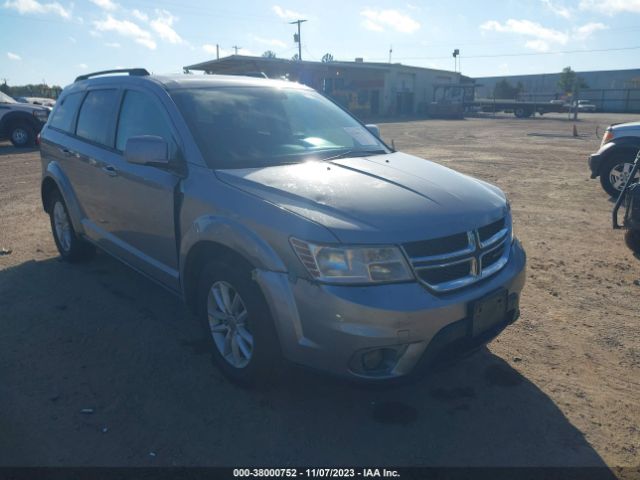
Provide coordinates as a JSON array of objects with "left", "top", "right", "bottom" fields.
[
  {"left": 3, "top": 102, "right": 50, "bottom": 113},
  {"left": 216, "top": 152, "right": 508, "bottom": 244},
  {"left": 612, "top": 121, "right": 640, "bottom": 133}
]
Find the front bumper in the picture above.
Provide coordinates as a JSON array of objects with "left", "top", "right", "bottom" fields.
[
  {"left": 256, "top": 239, "right": 526, "bottom": 380},
  {"left": 589, "top": 153, "right": 602, "bottom": 178}
]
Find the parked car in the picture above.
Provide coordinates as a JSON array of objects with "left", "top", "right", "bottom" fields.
[
  {"left": 576, "top": 100, "right": 596, "bottom": 113},
  {"left": 16, "top": 96, "right": 56, "bottom": 108},
  {"left": 613, "top": 150, "right": 640, "bottom": 254},
  {"left": 0, "top": 90, "right": 50, "bottom": 147},
  {"left": 40, "top": 68, "right": 526, "bottom": 385},
  {"left": 589, "top": 121, "right": 640, "bottom": 197}
]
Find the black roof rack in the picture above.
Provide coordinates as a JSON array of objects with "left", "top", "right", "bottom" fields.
[{"left": 75, "top": 68, "right": 150, "bottom": 82}]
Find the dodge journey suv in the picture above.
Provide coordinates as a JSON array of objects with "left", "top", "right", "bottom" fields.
[{"left": 40, "top": 69, "right": 526, "bottom": 385}]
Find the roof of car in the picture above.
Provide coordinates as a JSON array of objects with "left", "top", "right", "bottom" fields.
[{"left": 70, "top": 69, "right": 309, "bottom": 92}]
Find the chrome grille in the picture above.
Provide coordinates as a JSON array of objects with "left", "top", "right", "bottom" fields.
[{"left": 402, "top": 217, "right": 511, "bottom": 293}]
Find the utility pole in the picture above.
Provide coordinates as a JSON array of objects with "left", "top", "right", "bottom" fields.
[
  {"left": 290, "top": 19, "right": 307, "bottom": 60},
  {"left": 388, "top": 45, "right": 392, "bottom": 63},
  {"left": 216, "top": 43, "right": 219, "bottom": 60},
  {"left": 232, "top": 45, "right": 242, "bottom": 55}
]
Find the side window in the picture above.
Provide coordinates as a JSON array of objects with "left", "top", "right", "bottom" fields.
[
  {"left": 48, "top": 92, "right": 83, "bottom": 133},
  {"left": 76, "top": 89, "right": 119, "bottom": 147},
  {"left": 116, "top": 90, "right": 176, "bottom": 156}
]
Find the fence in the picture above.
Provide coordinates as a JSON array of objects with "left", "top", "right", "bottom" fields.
[{"left": 516, "top": 89, "right": 640, "bottom": 113}]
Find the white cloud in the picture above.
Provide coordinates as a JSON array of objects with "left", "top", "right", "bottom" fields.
[
  {"left": 7, "top": 51, "right": 21, "bottom": 60},
  {"left": 149, "top": 9, "right": 183, "bottom": 44},
  {"left": 68, "top": 35, "right": 76, "bottom": 42},
  {"left": 89, "top": 0, "right": 117, "bottom": 11},
  {"left": 579, "top": 0, "right": 640, "bottom": 14},
  {"left": 272, "top": 5, "right": 304, "bottom": 20},
  {"left": 131, "top": 8, "right": 147, "bottom": 21},
  {"left": 481, "top": 19, "right": 568, "bottom": 51},
  {"left": 92, "top": 15, "right": 156, "bottom": 49},
  {"left": 253, "top": 35, "right": 286, "bottom": 48},
  {"left": 525, "top": 39, "right": 551, "bottom": 52},
  {"left": 541, "top": 0, "right": 571, "bottom": 19},
  {"left": 3, "top": 0, "right": 71, "bottom": 19},
  {"left": 573, "top": 22, "right": 608, "bottom": 39},
  {"left": 77, "top": 63, "right": 88, "bottom": 69},
  {"left": 360, "top": 8, "right": 420, "bottom": 33},
  {"left": 104, "top": 41, "right": 121, "bottom": 47}
]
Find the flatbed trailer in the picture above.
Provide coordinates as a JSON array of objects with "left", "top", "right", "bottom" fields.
[{"left": 467, "top": 98, "right": 569, "bottom": 118}]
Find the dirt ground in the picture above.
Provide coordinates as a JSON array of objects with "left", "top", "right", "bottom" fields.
[{"left": 0, "top": 112, "right": 638, "bottom": 472}]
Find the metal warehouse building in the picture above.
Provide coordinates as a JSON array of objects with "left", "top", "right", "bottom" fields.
[
  {"left": 184, "top": 55, "right": 473, "bottom": 117},
  {"left": 475, "top": 68, "right": 640, "bottom": 113}
]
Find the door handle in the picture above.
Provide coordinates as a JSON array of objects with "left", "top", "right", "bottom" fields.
[
  {"left": 101, "top": 165, "right": 118, "bottom": 177},
  {"left": 58, "top": 147, "right": 72, "bottom": 156}
]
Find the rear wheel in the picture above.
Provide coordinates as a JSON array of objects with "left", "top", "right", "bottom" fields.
[
  {"left": 600, "top": 154, "right": 640, "bottom": 198},
  {"left": 514, "top": 107, "right": 532, "bottom": 118},
  {"left": 48, "top": 191, "right": 95, "bottom": 262},
  {"left": 197, "top": 260, "right": 282, "bottom": 386},
  {"left": 10, "top": 124, "right": 35, "bottom": 148}
]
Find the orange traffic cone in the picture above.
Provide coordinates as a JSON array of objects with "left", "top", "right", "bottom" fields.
[{"left": 573, "top": 124, "right": 578, "bottom": 137}]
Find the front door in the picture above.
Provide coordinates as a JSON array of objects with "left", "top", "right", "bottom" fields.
[{"left": 90, "top": 88, "right": 183, "bottom": 291}]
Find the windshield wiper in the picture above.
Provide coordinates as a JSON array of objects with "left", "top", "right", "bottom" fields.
[{"left": 319, "top": 149, "right": 388, "bottom": 161}]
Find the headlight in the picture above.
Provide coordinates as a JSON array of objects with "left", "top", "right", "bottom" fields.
[
  {"left": 290, "top": 238, "right": 414, "bottom": 284},
  {"left": 33, "top": 110, "right": 48, "bottom": 121}
]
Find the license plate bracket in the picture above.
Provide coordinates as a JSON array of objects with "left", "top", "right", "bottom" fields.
[{"left": 471, "top": 289, "right": 508, "bottom": 337}]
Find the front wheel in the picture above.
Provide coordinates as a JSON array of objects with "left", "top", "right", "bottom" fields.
[
  {"left": 197, "top": 260, "right": 282, "bottom": 386},
  {"left": 48, "top": 191, "right": 95, "bottom": 262},
  {"left": 600, "top": 155, "right": 640, "bottom": 197}
]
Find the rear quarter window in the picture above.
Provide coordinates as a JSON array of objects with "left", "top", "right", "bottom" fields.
[
  {"left": 48, "top": 92, "right": 84, "bottom": 133},
  {"left": 76, "top": 89, "right": 119, "bottom": 147}
]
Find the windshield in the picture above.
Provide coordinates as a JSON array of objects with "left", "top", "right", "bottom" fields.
[
  {"left": 0, "top": 91, "right": 17, "bottom": 104},
  {"left": 170, "top": 86, "right": 389, "bottom": 169}
]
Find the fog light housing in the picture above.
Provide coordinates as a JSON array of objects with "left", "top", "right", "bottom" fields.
[{"left": 362, "top": 349, "right": 384, "bottom": 371}]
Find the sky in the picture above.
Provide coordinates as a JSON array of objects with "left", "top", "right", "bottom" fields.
[{"left": 1, "top": 0, "right": 639, "bottom": 87}]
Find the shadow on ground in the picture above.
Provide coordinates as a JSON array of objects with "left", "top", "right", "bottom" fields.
[
  {"left": 0, "top": 143, "right": 38, "bottom": 156},
  {"left": 0, "top": 253, "right": 614, "bottom": 470}
]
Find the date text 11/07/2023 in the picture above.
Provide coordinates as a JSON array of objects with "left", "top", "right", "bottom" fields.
[{"left": 233, "top": 468, "right": 400, "bottom": 478}]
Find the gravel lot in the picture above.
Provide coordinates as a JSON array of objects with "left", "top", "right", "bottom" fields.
[{"left": 0, "top": 113, "right": 638, "bottom": 471}]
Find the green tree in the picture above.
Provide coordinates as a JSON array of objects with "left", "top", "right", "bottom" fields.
[
  {"left": 321, "top": 53, "right": 334, "bottom": 63},
  {"left": 261, "top": 50, "right": 277, "bottom": 58},
  {"left": 493, "top": 79, "right": 521, "bottom": 99},
  {"left": 558, "top": 66, "right": 588, "bottom": 94},
  {"left": 291, "top": 53, "right": 300, "bottom": 61}
]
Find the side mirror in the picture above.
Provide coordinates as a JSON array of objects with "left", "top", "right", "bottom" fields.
[
  {"left": 365, "top": 124, "right": 380, "bottom": 138},
  {"left": 124, "top": 135, "right": 169, "bottom": 167}
]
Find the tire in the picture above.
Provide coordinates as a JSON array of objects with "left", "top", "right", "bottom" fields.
[
  {"left": 599, "top": 154, "right": 640, "bottom": 198},
  {"left": 197, "top": 260, "right": 282, "bottom": 386},
  {"left": 9, "top": 124, "right": 35, "bottom": 148},
  {"left": 48, "top": 191, "right": 95, "bottom": 262},
  {"left": 625, "top": 230, "right": 640, "bottom": 255},
  {"left": 514, "top": 107, "right": 532, "bottom": 118}
]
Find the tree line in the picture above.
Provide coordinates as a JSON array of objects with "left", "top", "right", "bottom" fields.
[
  {"left": 0, "top": 81, "right": 62, "bottom": 99},
  {"left": 492, "top": 66, "right": 588, "bottom": 99}
]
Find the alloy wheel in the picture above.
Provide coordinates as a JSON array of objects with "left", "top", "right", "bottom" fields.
[
  {"left": 207, "top": 281, "right": 254, "bottom": 368},
  {"left": 53, "top": 201, "right": 72, "bottom": 252},
  {"left": 609, "top": 162, "right": 640, "bottom": 191}
]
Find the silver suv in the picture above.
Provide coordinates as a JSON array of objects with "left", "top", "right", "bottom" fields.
[{"left": 40, "top": 69, "right": 526, "bottom": 385}]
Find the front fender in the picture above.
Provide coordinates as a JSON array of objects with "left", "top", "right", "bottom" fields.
[
  {"left": 179, "top": 215, "right": 288, "bottom": 280},
  {"left": 42, "top": 162, "right": 85, "bottom": 234}
]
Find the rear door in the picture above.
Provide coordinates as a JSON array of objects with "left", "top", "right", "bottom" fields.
[{"left": 88, "top": 87, "right": 183, "bottom": 290}]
